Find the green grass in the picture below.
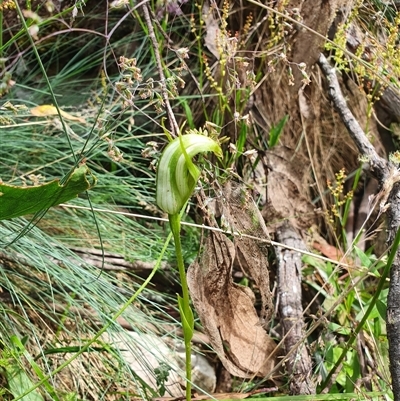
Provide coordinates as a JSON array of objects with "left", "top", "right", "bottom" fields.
[{"left": 0, "top": 3, "right": 196, "bottom": 398}]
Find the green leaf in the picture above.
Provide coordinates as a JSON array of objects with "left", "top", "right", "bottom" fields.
[
  {"left": 327, "top": 322, "right": 352, "bottom": 335},
  {"left": 236, "top": 123, "right": 248, "bottom": 154},
  {"left": 10, "top": 336, "right": 60, "bottom": 401},
  {"left": 353, "top": 246, "right": 372, "bottom": 268},
  {"left": 376, "top": 299, "right": 387, "bottom": 320},
  {"left": 268, "top": 114, "right": 288, "bottom": 148},
  {"left": 5, "top": 362, "right": 44, "bottom": 401},
  {"left": 177, "top": 295, "right": 194, "bottom": 341},
  {"left": 5, "top": 337, "right": 45, "bottom": 401},
  {"left": 0, "top": 165, "right": 96, "bottom": 220}
]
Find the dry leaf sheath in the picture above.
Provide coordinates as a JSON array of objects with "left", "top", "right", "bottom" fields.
[{"left": 188, "top": 183, "right": 276, "bottom": 378}]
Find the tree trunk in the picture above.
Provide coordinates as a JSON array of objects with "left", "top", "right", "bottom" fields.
[{"left": 387, "top": 182, "right": 400, "bottom": 399}]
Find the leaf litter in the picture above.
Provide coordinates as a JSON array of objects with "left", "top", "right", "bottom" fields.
[{"left": 187, "top": 182, "right": 276, "bottom": 378}]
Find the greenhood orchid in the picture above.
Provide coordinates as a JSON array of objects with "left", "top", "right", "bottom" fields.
[
  {"left": 156, "top": 133, "right": 222, "bottom": 215},
  {"left": 155, "top": 132, "right": 221, "bottom": 401}
]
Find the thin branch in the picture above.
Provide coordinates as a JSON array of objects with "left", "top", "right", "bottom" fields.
[
  {"left": 59, "top": 203, "right": 360, "bottom": 269},
  {"left": 141, "top": 3, "right": 180, "bottom": 137},
  {"left": 318, "top": 53, "right": 389, "bottom": 182}
]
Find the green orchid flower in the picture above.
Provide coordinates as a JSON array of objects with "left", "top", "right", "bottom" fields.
[
  {"left": 155, "top": 132, "right": 221, "bottom": 401},
  {"left": 156, "top": 133, "right": 222, "bottom": 215}
]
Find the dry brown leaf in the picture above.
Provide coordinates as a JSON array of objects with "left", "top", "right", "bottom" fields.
[
  {"left": 219, "top": 182, "right": 273, "bottom": 324},
  {"left": 310, "top": 228, "right": 351, "bottom": 264},
  {"left": 312, "top": 240, "right": 343, "bottom": 261},
  {"left": 187, "top": 183, "right": 275, "bottom": 378}
]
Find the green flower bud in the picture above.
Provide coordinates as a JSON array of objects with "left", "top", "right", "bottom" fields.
[{"left": 156, "top": 133, "right": 222, "bottom": 215}]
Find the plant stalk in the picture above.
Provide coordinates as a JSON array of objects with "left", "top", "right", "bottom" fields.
[{"left": 169, "top": 212, "right": 193, "bottom": 401}]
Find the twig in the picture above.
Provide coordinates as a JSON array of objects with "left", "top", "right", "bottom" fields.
[
  {"left": 318, "top": 53, "right": 389, "bottom": 182},
  {"left": 147, "top": 7, "right": 205, "bottom": 103},
  {"left": 59, "top": 202, "right": 360, "bottom": 269},
  {"left": 141, "top": 3, "right": 180, "bottom": 137}
]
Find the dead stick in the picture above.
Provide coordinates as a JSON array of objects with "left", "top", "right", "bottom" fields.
[
  {"left": 318, "top": 53, "right": 389, "bottom": 182},
  {"left": 276, "top": 222, "right": 315, "bottom": 395}
]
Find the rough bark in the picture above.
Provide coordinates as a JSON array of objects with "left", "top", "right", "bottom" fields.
[
  {"left": 288, "top": 0, "right": 342, "bottom": 90},
  {"left": 387, "top": 182, "right": 400, "bottom": 400},
  {"left": 276, "top": 222, "right": 315, "bottom": 395}
]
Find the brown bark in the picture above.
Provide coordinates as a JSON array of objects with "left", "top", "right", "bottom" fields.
[{"left": 288, "top": 0, "right": 343, "bottom": 91}]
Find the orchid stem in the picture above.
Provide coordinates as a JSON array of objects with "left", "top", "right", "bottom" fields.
[
  {"left": 155, "top": 133, "right": 221, "bottom": 400},
  {"left": 169, "top": 212, "right": 193, "bottom": 401}
]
